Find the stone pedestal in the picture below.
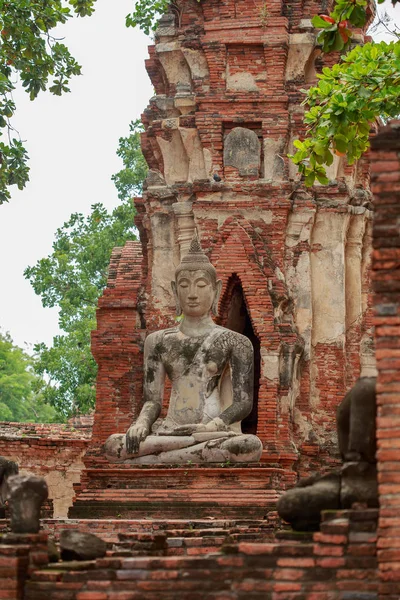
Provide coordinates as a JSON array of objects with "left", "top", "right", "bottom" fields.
[{"left": 70, "top": 465, "right": 296, "bottom": 520}]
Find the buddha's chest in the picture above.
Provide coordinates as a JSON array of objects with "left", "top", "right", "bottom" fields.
[{"left": 161, "top": 334, "right": 229, "bottom": 382}]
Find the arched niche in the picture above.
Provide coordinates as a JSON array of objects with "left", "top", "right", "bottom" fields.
[{"left": 221, "top": 274, "right": 260, "bottom": 435}]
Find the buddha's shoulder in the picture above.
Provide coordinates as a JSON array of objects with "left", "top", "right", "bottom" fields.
[
  {"left": 145, "top": 327, "right": 180, "bottom": 347},
  {"left": 214, "top": 326, "right": 253, "bottom": 352}
]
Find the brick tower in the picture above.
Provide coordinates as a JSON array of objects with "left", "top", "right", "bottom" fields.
[{"left": 71, "top": 0, "right": 373, "bottom": 517}]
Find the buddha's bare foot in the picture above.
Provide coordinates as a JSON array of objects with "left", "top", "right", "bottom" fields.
[{"left": 206, "top": 435, "right": 235, "bottom": 449}]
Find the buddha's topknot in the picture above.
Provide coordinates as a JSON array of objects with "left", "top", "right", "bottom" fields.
[{"left": 175, "top": 232, "right": 217, "bottom": 284}]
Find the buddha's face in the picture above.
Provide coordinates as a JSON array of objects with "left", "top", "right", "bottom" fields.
[{"left": 174, "top": 269, "right": 217, "bottom": 318}]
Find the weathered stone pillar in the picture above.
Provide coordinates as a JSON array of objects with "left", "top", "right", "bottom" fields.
[
  {"left": 346, "top": 211, "right": 367, "bottom": 330},
  {"left": 285, "top": 209, "right": 316, "bottom": 360},
  {"left": 285, "top": 208, "right": 315, "bottom": 442},
  {"left": 345, "top": 209, "right": 368, "bottom": 385},
  {"left": 310, "top": 209, "right": 350, "bottom": 430},
  {"left": 360, "top": 217, "right": 376, "bottom": 378},
  {"left": 172, "top": 201, "right": 195, "bottom": 258}
]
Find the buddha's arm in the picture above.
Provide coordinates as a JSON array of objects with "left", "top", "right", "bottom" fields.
[
  {"left": 218, "top": 333, "right": 254, "bottom": 426},
  {"left": 126, "top": 332, "right": 165, "bottom": 454}
]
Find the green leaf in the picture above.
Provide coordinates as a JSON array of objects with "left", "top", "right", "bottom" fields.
[
  {"left": 331, "top": 32, "right": 345, "bottom": 52},
  {"left": 304, "top": 172, "right": 316, "bottom": 186},
  {"left": 312, "top": 15, "right": 335, "bottom": 29},
  {"left": 319, "top": 80, "right": 332, "bottom": 95},
  {"left": 293, "top": 139, "right": 306, "bottom": 150},
  {"left": 315, "top": 171, "right": 329, "bottom": 185},
  {"left": 333, "top": 134, "right": 348, "bottom": 153},
  {"left": 313, "top": 142, "right": 327, "bottom": 157}
]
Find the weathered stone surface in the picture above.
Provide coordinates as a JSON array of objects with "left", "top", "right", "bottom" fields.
[
  {"left": 223, "top": 127, "right": 260, "bottom": 177},
  {"left": 59, "top": 530, "right": 107, "bottom": 561},
  {"left": 0, "top": 456, "right": 18, "bottom": 508},
  {"left": 340, "top": 462, "right": 378, "bottom": 509},
  {"left": 145, "top": 169, "right": 167, "bottom": 188},
  {"left": 285, "top": 33, "right": 316, "bottom": 82},
  {"left": 263, "top": 137, "right": 285, "bottom": 181},
  {"left": 337, "top": 376, "right": 377, "bottom": 463},
  {"left": 7, "top": 474, "right": 48, "bottom": 533},
  {"left": 277, "top": 472, "right": 341, "bottom": 531},
  {"left": 155, "top": 12, "right": 176, "bottom": 38},
  {"left": 277, "top": 377, "right": 378, "bottom": 530}
]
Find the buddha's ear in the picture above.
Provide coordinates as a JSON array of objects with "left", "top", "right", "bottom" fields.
[
  {"left": 171, "top": 280, "right": 182, "bottom": 316},
  {"left": 212, "top": 279, "right": 223, "bottom": 316}
]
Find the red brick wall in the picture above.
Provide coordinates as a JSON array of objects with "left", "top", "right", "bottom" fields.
[
  {"left": 0, "top": 423, "right": 89, "bottom": 518},
  {"left": 371, "top": 121, "right": 400, "bottom": 598}
]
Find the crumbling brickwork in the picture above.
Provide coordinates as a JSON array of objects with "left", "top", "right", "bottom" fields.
[
  {"left": 18, "top": 509, "right": 379, "bottom": 599},
  {"left": 371, "top": 121, "right": 400, "bottom": 599}
]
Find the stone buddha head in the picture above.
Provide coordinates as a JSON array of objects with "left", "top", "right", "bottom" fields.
[{"left": 171, "top": 235, "right": 222, "bottom": 318}]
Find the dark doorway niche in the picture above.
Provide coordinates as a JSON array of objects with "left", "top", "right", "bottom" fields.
[{"left": 224, "top": 276, "right": 260, "bottom": 435}]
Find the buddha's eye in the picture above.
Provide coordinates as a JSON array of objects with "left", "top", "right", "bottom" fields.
[
  {"left": 179, "top": 283, "right": 189, "bottom": 289},
  {"left": 196, "top": 279, "right": 209, "bottom": 288}
]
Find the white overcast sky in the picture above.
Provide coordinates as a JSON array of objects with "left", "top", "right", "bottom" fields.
[{"left": 0, "top": 1, "right": 398, "bottom": 352}]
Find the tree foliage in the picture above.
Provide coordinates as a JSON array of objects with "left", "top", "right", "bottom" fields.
[
  {"left": 126, "top": 0, "right": 201, "bottom": 35},
  {"left": 0, "top": 0, "right": 97, "bottom": 204},
  {"left": 24, "top": 121, "right": 147, "bottom": 418},
  {"left": 0, "top": 331, "right": 58, "bottom": 422},
  {"left": 290, "top": 0, "right": 400, "bottom": 185},
  {"left": 112, "top": 119, "right": 148, "bottom": 201},
  {"left": 126, "top": 0, "right": 170, "bottom": 35}
]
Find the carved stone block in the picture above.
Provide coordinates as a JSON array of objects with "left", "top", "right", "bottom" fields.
[
  {"left": 7, "top": 474, "right": 48, "bottom": 533},
  {"left": 223, "top": 127, "right": 260, "bottom": 177}
]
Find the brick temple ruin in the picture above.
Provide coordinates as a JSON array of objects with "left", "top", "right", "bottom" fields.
[{"left": 1, "top": 0, "right": 400, "bottom": 598}]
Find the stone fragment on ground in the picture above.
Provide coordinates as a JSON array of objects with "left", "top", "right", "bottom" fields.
[
  {"left": 6, "top": 474, "right": 48, "bottom": 533},
  {"left": 60, "top": 530, "right": 107, "bottom": 561}
]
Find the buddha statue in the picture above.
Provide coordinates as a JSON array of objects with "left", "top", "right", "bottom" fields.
[
  {"left": 277, "top": 376, "right": 378, "bottom": 531},
  {"left": 104, "top": 236, "right": 263, "bottom": 464}
]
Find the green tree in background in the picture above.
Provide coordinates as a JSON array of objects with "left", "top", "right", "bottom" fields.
[
  {"left": 0, "top": 331, "right": 58, "bottom": 422},
  {"left": 289, "top": 0, "right": 400, "bottom": 185},
  {"left": 0, "top": 0, "right": 97, "bottom": 204},
  {"left": 112, "top": 119, "right": 148, "bottom": 201},
  {"left": 24, "top": 120, "right": 147, "bottom": 418}
]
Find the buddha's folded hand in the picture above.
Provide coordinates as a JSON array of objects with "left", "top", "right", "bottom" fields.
[
  {"left": 171, "top": 423, "right": 207, "bottom": 436},
  {"left": 126, "top": 421, "right": 150, "bottom": 454},
  {"left": 204, "top": 417, "right": 229, "bottom": 432}
]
